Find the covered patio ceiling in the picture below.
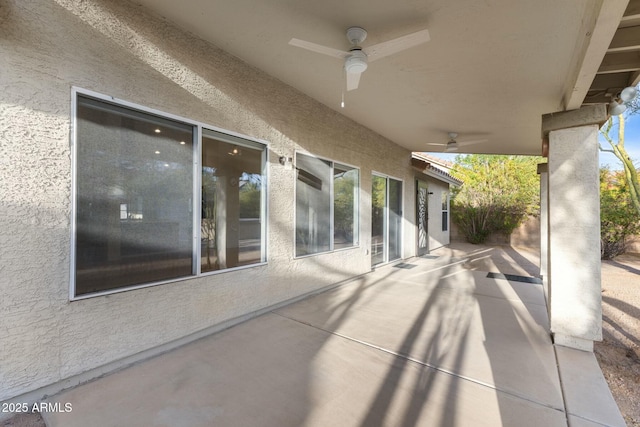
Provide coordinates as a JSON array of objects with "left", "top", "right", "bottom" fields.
[
  {"left": 585, "top": 1, "right": 640, "bottom": 105},
  {"left": 131, "top": 0, "right": 638, "bottom": 155}
]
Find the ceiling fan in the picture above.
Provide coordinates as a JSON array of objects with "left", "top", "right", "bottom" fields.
[
  {"left": 427, "top": 133, "right": 487, "bottom": 152},
  {"left": 289, "top": 26, "right": 430, "bottom": 91}
]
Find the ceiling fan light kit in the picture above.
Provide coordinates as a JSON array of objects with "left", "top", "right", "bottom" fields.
[{"left": 345, "top": 50, "right": 368, "bottom": 74}]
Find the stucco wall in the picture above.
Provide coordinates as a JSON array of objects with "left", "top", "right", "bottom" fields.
[
  {"left": 0, "top": 0, "right": 420, "bottom": 402},
  {"left": 626, "top": 235, "right": 640, "bottom": 254}
]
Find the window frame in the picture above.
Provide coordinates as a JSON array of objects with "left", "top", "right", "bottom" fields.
[
  {"left": 199, "top": 128, "right": 268, "bottom": 275},
  {"left": 442, "top": 191, "right": 449, "bottom": 232},
  {"left": 70, "top": 87, "right": 268, "bottom": 300},
  {"left": 370, "top": 171, "right": 405, "bottom": 266},
  {"left": 332, "top": 162, "right": 360, "bottom": 251},
  {"left": 293, "top": 151, "right": 360, "bottom": 259}
]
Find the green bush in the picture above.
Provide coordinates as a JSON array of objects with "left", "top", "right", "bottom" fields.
[
  {"left": 451, "top": 205, "right": 491, "bottom": 244},
  {"left": 600, "top": 168, "right": 640, "bottom": 259},
  {"left": 450, "top": 155, "right": 541, "bottom": 244}
]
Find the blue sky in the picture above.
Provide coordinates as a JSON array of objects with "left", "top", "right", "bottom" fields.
[
  {"left": 427, "top": 114, "right": 640, "bottom": 171},
  {"left": 599, "top": 114, "right": 640, "bottom": 170}
]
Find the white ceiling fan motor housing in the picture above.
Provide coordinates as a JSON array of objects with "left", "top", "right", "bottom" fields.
[{"left": 345, "top": 49, "right": 368, "bottom": 74}]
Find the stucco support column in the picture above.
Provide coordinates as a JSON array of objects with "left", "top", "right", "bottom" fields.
[
  {"left": 537, "top": 163, "right": 549, "bottom": 309},
  {"left": 541, "top": 105, "right": 606, "bottom": 352}
]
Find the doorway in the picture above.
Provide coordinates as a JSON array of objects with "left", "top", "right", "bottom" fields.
[
  {"left": 371, "top": 174, "right": 403, "bottom": 267},
  {"left": 416, "top": 180, "right": 429, "bottom": 256}
]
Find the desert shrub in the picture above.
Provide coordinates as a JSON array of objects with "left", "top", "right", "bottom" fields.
[
  {"left": 600, "top": 168, "right": 640, "bottom": 259},
  {"left": 451, "top": 155, "right": 541, "bottom": 244}
]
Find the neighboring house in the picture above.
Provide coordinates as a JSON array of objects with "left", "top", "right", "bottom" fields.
[
  {"left": 411, "top": 153, "right": 462, "bottom": 253},
  {"left": 0, "top": 0, "right": 630, "bottom": 410}
]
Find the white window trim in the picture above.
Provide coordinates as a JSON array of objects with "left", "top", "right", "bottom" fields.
[
  {"left": 198, "top": 128, "right": 269, "bottom": 277},
  {"left": 293, "top": 151, "right": 361, "bottom": 259},
  {"left": 442, "top": 191, "right": 450, "bottom": 232},
  {"left": 69, "top": 87, "right": 269, "bottom": 301}
]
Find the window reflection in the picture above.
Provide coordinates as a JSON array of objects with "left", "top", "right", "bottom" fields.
[
  {"left": 295, "top": 153, "right": 331, "bottom": 256},
  {"left": 201, "top": 131, "right": 265, "bottom": 272},
  {"left": 334, "top": 164, "right": 358, "bottom": 249},
  {"left": 75, "top": 96, "right": 194, "bottom": 296}
]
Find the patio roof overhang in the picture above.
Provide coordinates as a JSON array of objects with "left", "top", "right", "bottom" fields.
[
  {"left": 584, "top": 0, "right": 640, "bottom": 106},
  {"left": 130, "top": 0, "right": 636, "bottom": 156}
]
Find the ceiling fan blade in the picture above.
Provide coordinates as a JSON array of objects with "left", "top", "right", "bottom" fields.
[
  {"left": 364, "top": 29, "right": 430, "bottom": 62},
  {"left": 346, "top": 71, "right": 362, "bottom": 91},
  {"left": 457, "top": 139, "right": 488, "bottom": 146},
  {"left": 426, "top": 143, "right": 447, "bottom": 146},
  {"left": 289, "top": 38, "right": 349, "bottom": 59}
]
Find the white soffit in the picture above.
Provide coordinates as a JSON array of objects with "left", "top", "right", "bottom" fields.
[{"left": 131, "top": 0, "right": 621, "bottom": 156}]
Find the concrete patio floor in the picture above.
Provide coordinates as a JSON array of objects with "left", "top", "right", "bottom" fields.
[{"left": 42, "top": 245, "right": 625, "bottom": 427}]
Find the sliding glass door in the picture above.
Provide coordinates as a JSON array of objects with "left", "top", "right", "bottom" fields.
[
  {"left": 371, "top": 175, "right": 386, "bottom": 266},
  {"left": 371, "top": 174, "right": 403, "bottom": 267}
]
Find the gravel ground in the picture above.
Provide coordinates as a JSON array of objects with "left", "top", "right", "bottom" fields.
[
  {"left": 596, "top": 253, "right": 640, "bottom": 427},
  {"left": 2, "top": 246, "right": 638, "bottom": 427}
]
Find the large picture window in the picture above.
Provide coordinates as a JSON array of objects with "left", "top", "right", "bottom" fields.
[
  {"left": 74, "top": 95, "right": 195, "bottom": 296},
  {"left": 72, "top": 90, "right": 266, "bottom": 298},
  {"left": 295, "top": 153, "right": 359, "bottom": 256}
]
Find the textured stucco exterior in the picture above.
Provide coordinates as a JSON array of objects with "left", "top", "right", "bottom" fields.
[
  {"left": 0, "top": 0, "right": 448, "bottom": 403},
  {"left": 548, "top": 126, "right": 602, "bottom": 350}
]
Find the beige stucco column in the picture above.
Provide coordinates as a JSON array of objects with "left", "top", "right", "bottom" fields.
[
  {"left": 537, "top": 163, "right": 549, "bottom": 308},
  {"left": 541, "top": 105, "right": 606, "bottom": 352}
]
